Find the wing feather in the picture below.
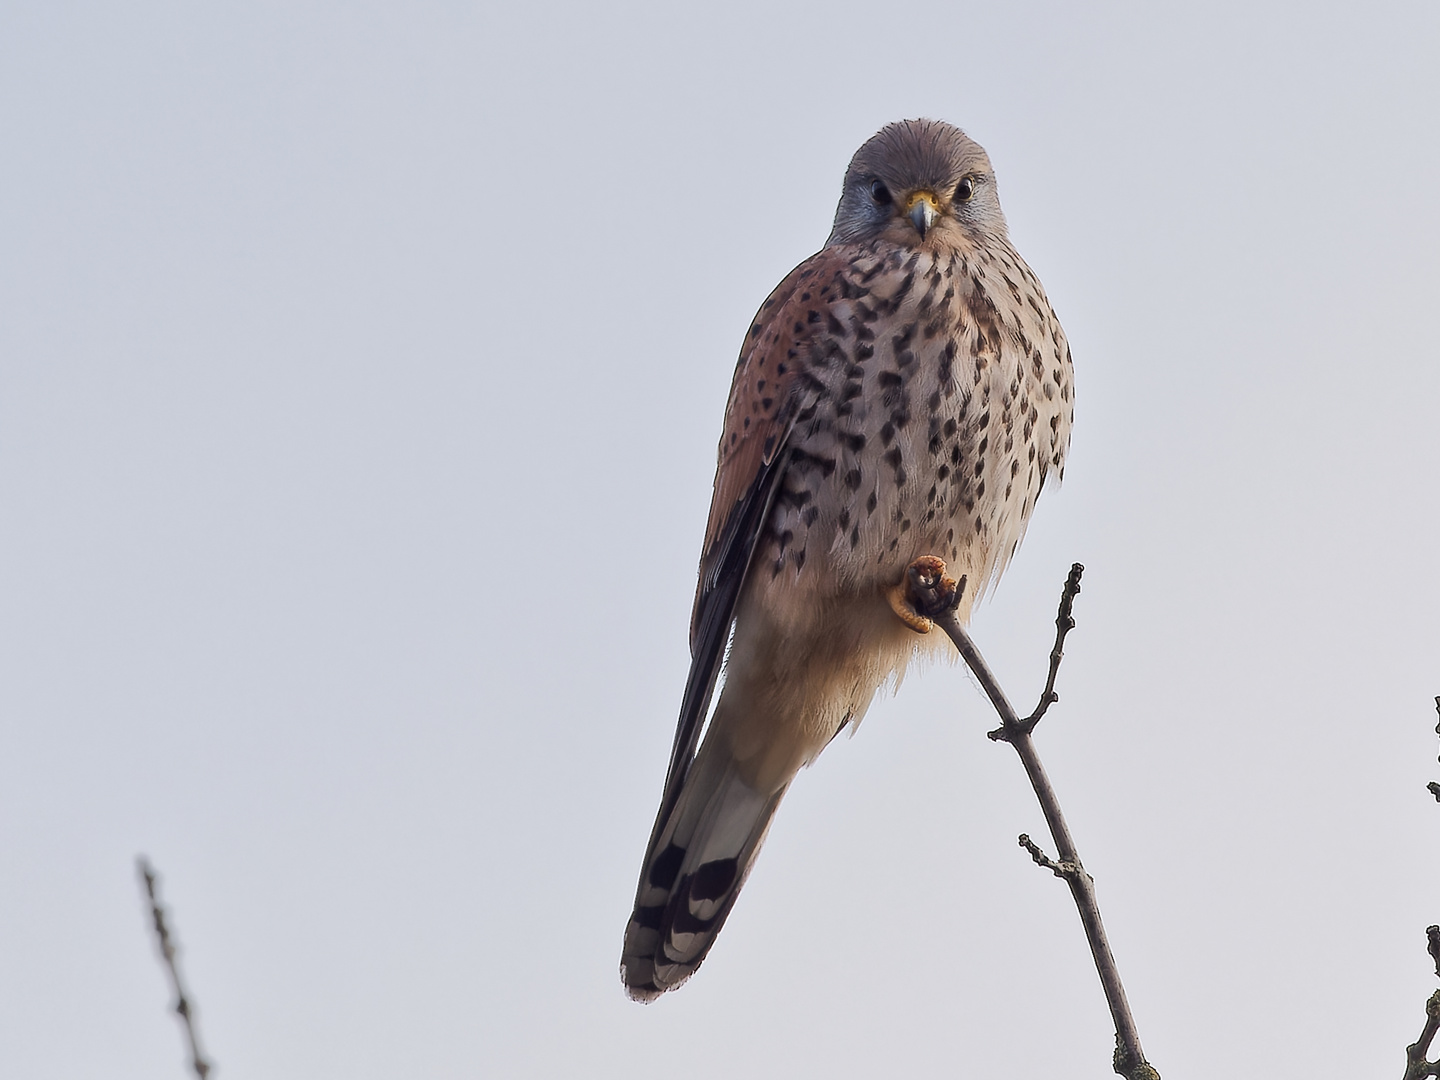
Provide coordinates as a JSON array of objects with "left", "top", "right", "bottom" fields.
[{"left": 651, "top": 248, "right": 848, "bottom": 827}]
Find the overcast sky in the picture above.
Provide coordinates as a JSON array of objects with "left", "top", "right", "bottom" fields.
[{"left": 2, "top": 2, "right": 1438, "bottom": 1077}]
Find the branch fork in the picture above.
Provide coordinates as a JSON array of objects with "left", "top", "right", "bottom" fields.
[
  {"left": 1404, "top": 990, "right": 1440, "bottom": 1080},
  {"left": 1019, "top": 833, "right": 1081, "bottom": 880}
]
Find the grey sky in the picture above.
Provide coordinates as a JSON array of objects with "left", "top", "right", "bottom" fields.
[{"left": 2, "top": 2, "right": 1438, "bottom": 1076}]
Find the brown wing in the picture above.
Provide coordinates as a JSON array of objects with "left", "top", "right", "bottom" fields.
[{"left": 651, "top": 248, "right": 847, "bottom": 827}]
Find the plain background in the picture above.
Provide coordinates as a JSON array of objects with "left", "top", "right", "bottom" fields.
[{"left": 2, "top": 2, "right": 1438, "bottom": 1076}]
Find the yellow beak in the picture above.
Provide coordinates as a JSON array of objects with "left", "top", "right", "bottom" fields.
[{"left": 906, "top": 191, "right": 940, "bottom": 238}]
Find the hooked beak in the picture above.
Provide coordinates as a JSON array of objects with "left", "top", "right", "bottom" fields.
[{"left": 906, "top": 191, "right": 940, "bottom": 238}]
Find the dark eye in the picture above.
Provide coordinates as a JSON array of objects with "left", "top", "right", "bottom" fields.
[
  {"left": 955, "top": 177, "right": 975, "bottom": 202},
  {"left": 869, "top": 179, "right": 892, "bottom": 205}
]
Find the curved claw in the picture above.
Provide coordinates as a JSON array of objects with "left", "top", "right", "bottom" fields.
[{"left": 888, "top": 582, "right": 935, "bottom": 633}]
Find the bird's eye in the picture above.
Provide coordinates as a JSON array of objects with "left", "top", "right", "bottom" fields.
[
  {"left": 955, "top": 177, "right": 975, "bottom": 202},
  {"left": 869, "top": 179, "right": 892, "bottom": 205}
]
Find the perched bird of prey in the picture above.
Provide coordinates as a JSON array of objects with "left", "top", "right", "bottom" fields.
[{"left": 620, "top": 119, "right": 1074, "bottom": 1001}]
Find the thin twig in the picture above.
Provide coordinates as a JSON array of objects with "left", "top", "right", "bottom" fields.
[
  {"left": 908, "top": 559, "right": 1158, "bottom": 1080},
  {"left": 1001, "top": 560, "right": 1085, "bottom": 738},
  {"left": 138, "top": 857, "right": 213, "bottom": 1079},
  {"left": 1431, "top": 698, "right": 1440, "bottom": 803},
  {"left": 1019, "top": 833, "right": 1075, "bottom": 878}
]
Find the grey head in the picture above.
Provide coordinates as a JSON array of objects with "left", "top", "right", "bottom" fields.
[{"left": 826, "top": 119, "right": 1008, "bottom": 250}]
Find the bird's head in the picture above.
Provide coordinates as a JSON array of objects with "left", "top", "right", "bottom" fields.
[{"left": 826, "top": 119, "right": 1007, "bottom": 251}]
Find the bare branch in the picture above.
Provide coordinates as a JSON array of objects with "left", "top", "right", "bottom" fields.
[
  {"left": 138, "top": 858, "right": 213, "bottom": 1080},
  {"left": 906, "top": 558, "right": 1159, "bottom": 1080},
  {"left": 1404, "top": 990, "right": 1440, "bottom": 1080},
  {"left": 1407, "top": 700, "right": 1440, "bottom": 1077},
  {"left": 1432, "top": 699, "right": 1440, "bottom": 803}
]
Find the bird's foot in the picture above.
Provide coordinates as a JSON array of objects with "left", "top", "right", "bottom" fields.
[{"left": 888, "top": 556, "right": 966, "bottom": 634}]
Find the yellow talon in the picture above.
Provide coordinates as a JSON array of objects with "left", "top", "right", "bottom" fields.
[{"left": 888, "top": 582, "right": 935, "bottom": 634}]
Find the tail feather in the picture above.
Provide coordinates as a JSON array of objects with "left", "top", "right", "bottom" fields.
[{"left": 621, "top": 744, "right": 787, "bottom": 1001}]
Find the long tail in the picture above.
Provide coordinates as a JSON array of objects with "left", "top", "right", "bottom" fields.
[{"left": 620, "top": 738, "right": 787, "bottom": 1002}]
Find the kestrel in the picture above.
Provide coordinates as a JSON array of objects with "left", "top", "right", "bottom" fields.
[{"left": 620, "top": 119, "right": 1074, "bottom": 1001}]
